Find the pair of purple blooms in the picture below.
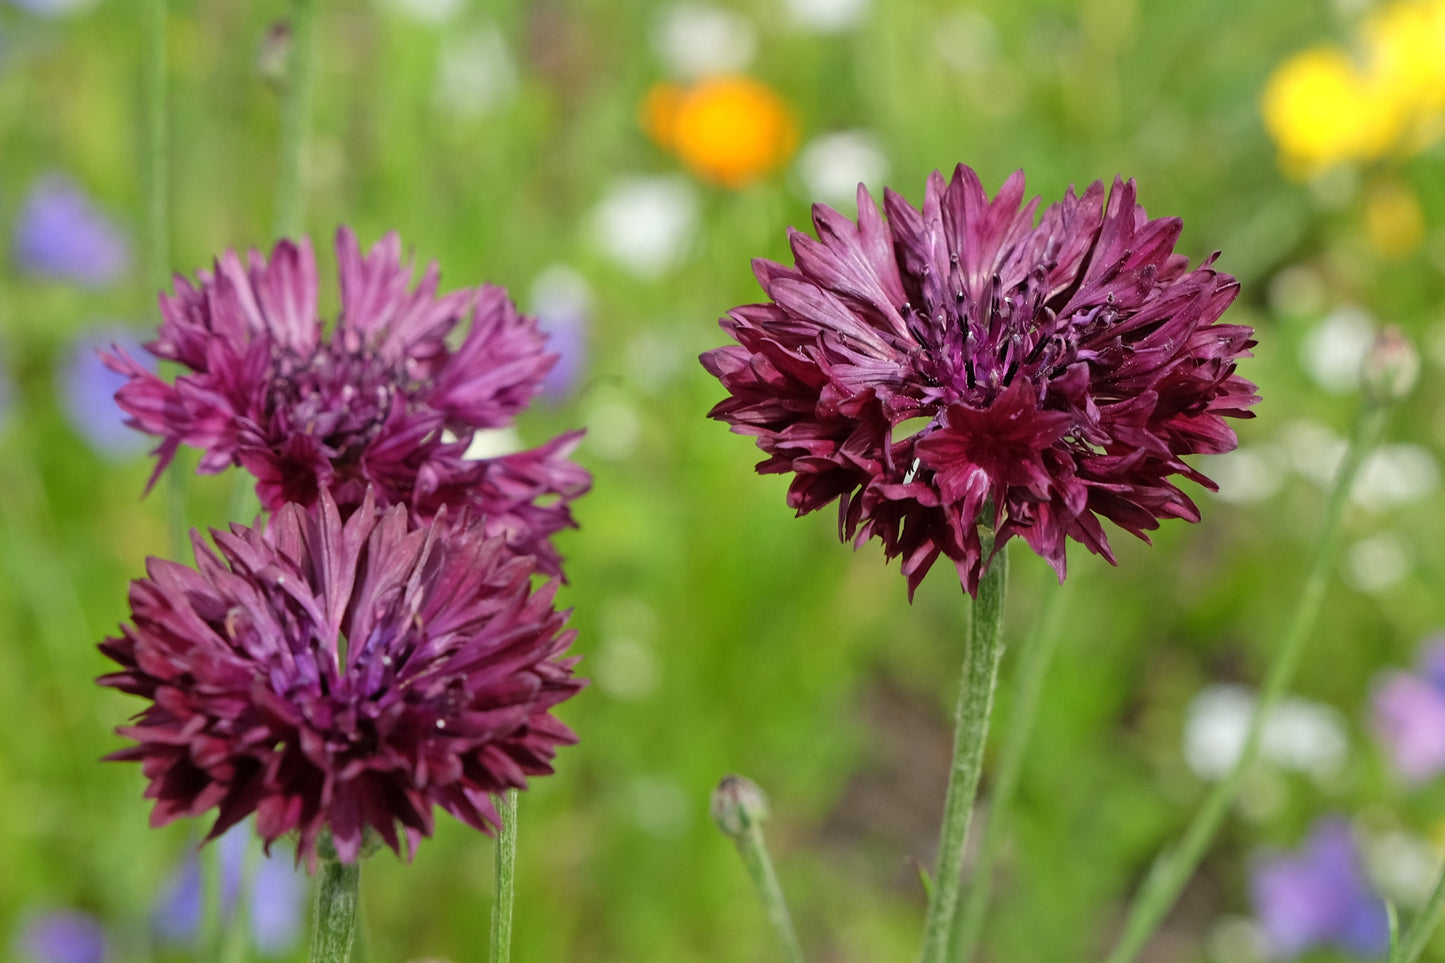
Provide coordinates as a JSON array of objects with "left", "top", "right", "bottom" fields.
[
  {"left": 15, "top": 826, "right": 304, "bottom": 963},
  {"left": 99, "top": 228, "right": 591, "bottom": 867}
]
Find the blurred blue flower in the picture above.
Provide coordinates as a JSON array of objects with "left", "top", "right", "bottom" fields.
[
  {"left": 13, "top": 909, "right": 109, "bottom": 963},
  {"left": 151, "top": 825, "right": 305, "bottom": 958},
  {"left": 57, "top": 328, "right": 149, "bottom": 458},
  {"left": 1249, "top": 817, "right": 1389, "bottom": 959},
  {"left": 529, "top": 265, "right": 591, "bottom": 402},
  {"left": 4, "top": 0, "right": 94, "bottom": 18},
  {"left": 1371, "top": 634, "right": 1445, "bottom": 783},
  {"left": 13, "top": 175, "right": 130, "bottom": 286}
]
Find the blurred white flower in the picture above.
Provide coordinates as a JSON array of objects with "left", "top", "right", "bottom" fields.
[
  {"left": 461, "top": 427, "right": 521, "bottom": 461},
  {"left": 594, "top": 636, "right": 660, "bottom": 701},
  {"left": 376, "top": 0, "right": 463, "bottom": 24},
  {"left": 1299, "top": 305, "right": 1376, "bottom": 393},
  {"left": 783, "top": 0, "right": 869, "bottom": 33},
  {"left": 651, "top": 3, "right": 756, "bottom": 79},
  {"left": 588, "top": 175, "right": 699, "bottom": 278},
  {"left": 1351, "top": 444, "right": 1439, "bottom": 510},
  {"left": 627, "top": 776, "right": 692, "bottom": 837},
  {"left": 1280, "top": 420, "right": 1347, "bottom": 486},
  {"left": 1361, "top": 829, "right": 1441, "bottom": 908},
  {"left": 1344, "top": 533, "right": 1412, "bottom": 593},
  {"left": 1183, "top": 684, "right": 1348, "bottom": 781},
  {"left": 934, "top": 10, "right": 999, "bottom": 73},
  {"left": 1206, "top": 916, "right": 1269, "bottom": 963},
  {"left": 1200, "top": 445, "right": 1287, "bottom": 504},
  {"left": 584, "top": 397, "right": 643, "bottom": 461},
  {"left": 1266, "top": 264, "right": 1327, "bottom": 319},
  {"left": 796, "top": 130, "right": 889, "bottom": 205},
  {"left": 434, "top": 26, "right": 518, "bottom": 118}
]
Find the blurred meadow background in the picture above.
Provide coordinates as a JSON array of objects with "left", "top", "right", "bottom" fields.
[{"left": 3, "top": 0, "right": 1445, "bottom": 961}]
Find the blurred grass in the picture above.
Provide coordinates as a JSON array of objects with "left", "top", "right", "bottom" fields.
[{"left": 2, "top": 0, "right": 1445, "bottom": 961}]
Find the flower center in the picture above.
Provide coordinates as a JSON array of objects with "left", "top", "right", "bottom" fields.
[
  {"left": 901, "top": 255, "right": 1093, "bottom": 410},
  {"left": 269, "top": 341, "right": 426, "bottom": 463}
]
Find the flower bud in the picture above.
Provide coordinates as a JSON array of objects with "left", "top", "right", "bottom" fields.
[
  {"left": 711, "top": 774, "right": 770, "bottom": 839},
  {"left": 1361, "top": 325, "right": 1419, "bottom": 404}
]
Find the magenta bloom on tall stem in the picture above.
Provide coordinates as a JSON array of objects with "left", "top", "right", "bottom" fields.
[
  {"left": 103, "top": 228, "right": 589, "bottom": 577},
  {"left": 701, "top": 165, "right": 1258, "bottom": 595},
  {"left": 98, "top": 489, "right": 584, "bottom": 867}
]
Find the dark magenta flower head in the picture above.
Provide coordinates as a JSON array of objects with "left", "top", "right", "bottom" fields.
[
  {"left": 98, "top": 488, "right": 584, "bottom": 867},
  {"left": 701, "top": 164, "right": 1258, "bottom": 596},
  {"left": 1248, "top": 817, "right": 1389, "bottom": 959},
  {"left": 103, "top": 227, "right": 589, "bottom": 577}
]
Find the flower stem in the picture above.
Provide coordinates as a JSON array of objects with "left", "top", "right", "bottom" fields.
[
  {"left": 919, "top": 542, "right": 1009, "bottom": 963},
  {"left": 310, "top": 858, "right": 360, "bottom": 963},
  {"left": 1104, "top": 400, "right": 1392, "bottom": 963},
  {"left": 1392, "top": 858, "right": 1445, "bottom": 963},
  {"left": 275, "top": 0, "right": 319, "bottom": 239},
  {"left": 950, "top": 579, "right": 1068, "bottom": 962},
  {"left": 143, "top": 0, "right": 168, "bottom": 293},
  {"left": 716, "top": 780, "right": 806, "bottom": 963},
  {"left": 490, "top": 790, "right": 518, "bottom": 963}
]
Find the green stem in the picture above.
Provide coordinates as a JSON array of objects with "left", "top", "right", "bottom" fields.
[
  {"left": 490, "top": 790, "right": 518, "bottom": 963},
  {"left": 951, "top": 581, "right": 1068, "bottom": 962},
  {"left": 1104, "top": 401, "right": 1392, "bottom": 963},
  {"left": 732, "top": 809, "right": 806, "bottom": 963},
  {"left": 275, "top": 0, "right": 319, "bottom": 239},
  {"left": 919, "top": 543, "right": 1010, "bottom": 963},
  {"left": 143, "top": 0, "right": 168, "bottom": 293},
  {"left": 310, "top": 859, "right": 360, "bottom": 963},
  {"left": 198, "top": 844, "right": 224, "bottom": 963},
  {"left": 1392, "top": 859, "right": 1445, "bottom": 962}
]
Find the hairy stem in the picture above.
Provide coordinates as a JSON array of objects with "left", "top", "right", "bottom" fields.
[
  {"left": 919, "top": 544, "right": 1009, "bottom": 963},
  {"left": 1104, "top": 402, "right": 1391, "bottom": 963}
]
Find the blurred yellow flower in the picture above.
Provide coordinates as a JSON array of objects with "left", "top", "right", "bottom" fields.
[
  {"left": 1364, "top": 178, "right": 1425, "bottom": 257},
  {"left": 1362, "top": 0, "right": 1445, "bottom": 150},
  {"left": 1261, "top": 0, "right": 1445, "bottom": 177},
  {"left": 1260, "top": 47, "right": 1392, "bottom": 176},
  {"left": 643, "top": 76, "right": 798, "bottom": 189}
]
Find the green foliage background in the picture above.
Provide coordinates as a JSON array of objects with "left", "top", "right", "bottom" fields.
[{"left": 1, "top": 1, "right": 1444, "bottom": 961}]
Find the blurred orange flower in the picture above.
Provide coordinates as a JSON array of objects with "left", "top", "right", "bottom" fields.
[{"left": 643, "top": 76, "right": 798, "bottom": 188}]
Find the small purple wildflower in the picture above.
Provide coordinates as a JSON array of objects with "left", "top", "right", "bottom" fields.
[
  {"left": 1249, "top": 817, "right": 1389, "bottom": 960},
  {"left": 152, "top": 824, "right": 305, "bottom": 957},
  {"left": 99, "top": 489, "right": 584, "bottom": 867},
  {"left": 13, "top": 176, "right": 130, "bottom": 287},
  {"left": 57, "top": 328, "right": 150, "bottom": 458},
  {"left": 13, "top": 910, "right": 109, "bottom": 963},
  {"left": 529, "top": 267, "right": 591, "bottom": 402},
  {"left": 702, "top": 164, "right": 1257, "bottom": 596},
  {"left": 103, "top": 228, "right": 589, "bottom": 577},
  {"left": 1371, "top": 634, "right": 1445, "bottom": 783}
]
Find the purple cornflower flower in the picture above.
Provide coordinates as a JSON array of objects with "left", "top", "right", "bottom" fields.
[
  {"left": 58, "top": 327, "right": 150, "bottom": 458},
  {"left": 1249, "top": 817, "right": 1389, "bottom": 960},
  {"left": 103, "top": 228, "right": 589, "bottom": 577},
  {"left": 1371, "top": 635, "right": 1445, "bottom": 783},
  {"left": 701, "top": 165, "right": 1257, "bottom": 596},
  {"left": 98, "top": 489, "right": 584, "bottom": 866},
  {"left": 12, "top": 176, "right": 130, "bottom": 287},
  {"left": 152, "top": 824, "right": 305, "bottom": 957},
  {"left": 13, "top": 909, "right": 109, "bottom": 963}
]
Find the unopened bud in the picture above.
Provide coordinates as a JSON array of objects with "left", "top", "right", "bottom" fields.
[
  {"left": 1361, "top": 325, "right": 1419, "bottom": 403},
  {"left": 258, "top": 21, "right": 292, "bottom": 87},
  {"left": 711, "top": 774, "right": 770, "bottom": 839}
]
